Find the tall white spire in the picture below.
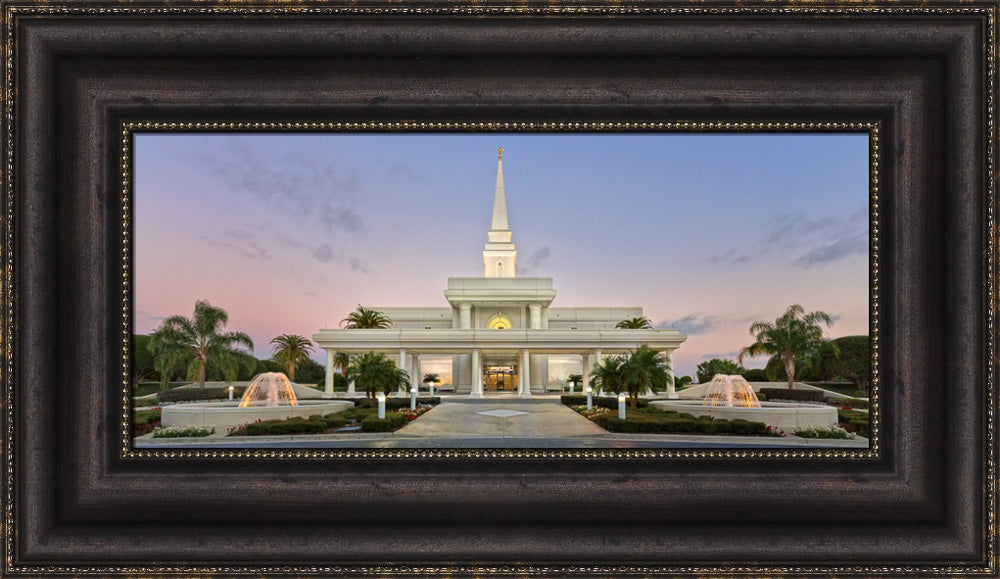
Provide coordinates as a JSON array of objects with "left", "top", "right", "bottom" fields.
[
  {"left": 484, "top": 147, "right": 516, "bottom": 277},
  {"left": 491, "top": 147, "right": 509, "bottom": 230}
]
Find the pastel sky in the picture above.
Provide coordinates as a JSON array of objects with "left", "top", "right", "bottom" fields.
[{"left": 134, "top": 132, "right": 869, "bottom": 380}]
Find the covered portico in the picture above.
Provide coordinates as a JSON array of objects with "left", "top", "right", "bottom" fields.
[{"left": 313, "top": 328, "right": 687, "bottom": 399}]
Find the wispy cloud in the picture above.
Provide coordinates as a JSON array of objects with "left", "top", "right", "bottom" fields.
[
  {"left": 793, "top": 230, "right": 867, "bottom": 268},
  {"left": 516, "top": 246, "right": 552, "bottom": 275},
  {"left": 656, "top": 314, "right": 715, "bottom": 335},
  {"left": 198, "top": 231, "right": 270, "bottom": 261},
  {"left": 707, "top": 249, "right": 751, "bottom": 265}
]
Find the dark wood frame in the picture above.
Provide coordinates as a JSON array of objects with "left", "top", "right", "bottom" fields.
[{"left": 2, "top": 2, "right": 995, "bottom": 576}]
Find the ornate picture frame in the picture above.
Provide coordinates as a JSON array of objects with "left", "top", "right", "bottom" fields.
[{"left": 2, "top": 2, "right": 995, "bottom": 576}]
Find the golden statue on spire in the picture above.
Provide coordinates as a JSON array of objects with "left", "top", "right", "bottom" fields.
[{"left": 498, "top": 146, "right": 503, "bottom": 160}]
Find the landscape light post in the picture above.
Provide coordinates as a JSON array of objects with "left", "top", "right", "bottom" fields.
[
  {"left": 585, "top": 386, "right": 593, "bottom": 411},
  {"left": 377, "top": 393, "right": 386, "bottom": 419},
  {"left": 428, "top": 379, "right": 435, "bottom": 398},
  {"left": 228, "top": 385, "right": 234, "bottom": 401},
  {"left": 410, "top": 387, "right": 417, "bottom": 411},
  {"left": 618, "top": 393, "right": 626, "bottom": 419}
]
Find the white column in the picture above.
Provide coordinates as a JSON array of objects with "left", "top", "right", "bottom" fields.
[
  {"left": 528, "top": 303, "right": 542, "bottom": 329},
  {"left": 470, "top": 349, "right": 483, "bottom": 398},
  {"left": 410, "top": 354, "right": 420, "bottom": 393},
  {"left": 399, "top": 349, "right": 408, "bottom": 393},
  {"left": 594, "top": 349, "right": 603, "bottom": 394},
  {"left": 581, "top": 353, "right": 591, "bottom": 396},
  {"left": 459, "top": 303, "right": 472, "bottom": 329},
  {"left": 665, "top": 349, "right": 678, "bottom": 399},
  {"left": 325, "top": 350, "right": 335, "bottom": 397},
  {"left": 520, "top": 349, "right": 532, "bottom": 399}
]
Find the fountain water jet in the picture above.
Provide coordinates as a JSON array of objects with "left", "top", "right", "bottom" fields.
[
  {"left": 650, "top": 374, "right": 837, "bottom": 431},
  {"left": 238, "top": 372, "right": 299, "bottom": 408},
  {"left": 704, "top": 374, "right": 761, "bottom": 408}
]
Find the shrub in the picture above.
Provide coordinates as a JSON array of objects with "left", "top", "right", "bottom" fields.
[
  {"left": 838, "top": 409, "right": 870, "bottom": 438},
  {"left": 157, "top": 386, "right": 246, "bottom": 403},
  {"left": 729, "top": 419, "right": 768, "bottom": 435},
  {"left": 696, "top": 358, "right": 744, "bottom": 383},
  {"left": 361, "top": 413, "right": 407, "bottom": 432},
  {"left": 741, "top": 368, "right": 769, "bottom": 382},
  {"left": 759, "top": 388, "right": 824, "bottom": 403},
  {"left": 151, "top": 425, "right": 215, "bottom": 438},
  {"left": 794, "top": 425, "right": 856, "bottom": 439},
  {"left": 593, "top": 408, "right": 768, "bottom": 436},
  {"left": 559, "top": 395, "right": 647, "bottom": 409}
]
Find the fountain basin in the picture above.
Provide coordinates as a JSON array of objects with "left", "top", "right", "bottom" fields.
[
  {"left": 161, "top": 400, "right": 353, "bottom": 429},
  {"left": 650, "top": 400, "right": 838, "bottom": 430}
]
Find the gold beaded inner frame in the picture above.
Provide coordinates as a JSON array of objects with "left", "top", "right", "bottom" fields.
[{"left": 119, "top": 120, "right": 882, "bottom": 461}]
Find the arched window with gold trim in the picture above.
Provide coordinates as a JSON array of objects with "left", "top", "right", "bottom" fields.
[{"left": 487, "top": 313, "right": 513, "bottom": 330}]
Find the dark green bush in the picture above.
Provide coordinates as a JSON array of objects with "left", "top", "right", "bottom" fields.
[
  {"left": 597, "top": 415, "right": 638, "bottom": 433},
  {"left": 361, "top": 413, "right": 407, "bottom": 432},
  {"left": 759, "top": 388, "right": 824, "bottom": 403},
  {"left": 729, "top": 419, "right": 768, "bottom": 435},
  {"left": 157, "top": 386, "right": 246, "bottom": 403},
  {"left": 838, "top": 409, "right": 870, "bottom": 438},
  {"left": 323, "top": 413, "right": 347, "bottom": 428},
  {"left": 741, "top": 368, "right": 769, "bottom": 382}
]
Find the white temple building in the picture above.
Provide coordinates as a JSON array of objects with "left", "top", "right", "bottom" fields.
[{"left": 313, "top": 148, "right": 687, "bottom": 398}]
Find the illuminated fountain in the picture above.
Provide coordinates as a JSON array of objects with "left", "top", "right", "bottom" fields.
[
  {"left": 651, "top": 374, "right": 837, "bottom": 431},
  {"left": 704, "top": 375, "right": 761, "bottom": 408},
  {"left": 158, "top": 372, "right": 351, "bottom": 431},
  {"left": 238, "top": 372, "right": 298, "bottom": 407}
]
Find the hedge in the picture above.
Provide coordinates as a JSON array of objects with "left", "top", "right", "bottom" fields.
[
  {"left": 361, "top": 413, "right": 408, "bottom": 432},
  {"left": 244, "top": 416, "right": 328, "bottom": 435},
  {"left": 838, "top": 409, "right": 870, "bottom": 438},
  {"left": 595, "top": 409, "right": 768, "bottom": 436},
  {"left": 560, "top": 395, "right": 648, "bottom": 409},
  {"left": 157, "top": 386, "right": 246, "bottom": 403},
  {"left": 758, "top": 388, "right": 824, "bottom": 403},
  {"left": 353, "top": 397, "right": 441, "bottom": 409}
]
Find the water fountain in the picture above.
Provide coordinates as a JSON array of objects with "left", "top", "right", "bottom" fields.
[
  {"left": 159, "top": 372, "right": 352, "bottom": 430},
  {"left": 704, "top": 375, "right": 761, "bottom": 408},
  {"left": 238, "top": 372, "right": 299, "bottom": 407},
  {"left": 651, "top": 374, "right": 837, "bottom": 430}
]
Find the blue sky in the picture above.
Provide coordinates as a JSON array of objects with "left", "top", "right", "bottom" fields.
[{"left": 134, "top": 132, "right": 870, "bottom": 379}]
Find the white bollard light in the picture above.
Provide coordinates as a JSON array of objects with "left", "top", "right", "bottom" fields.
[
  {"left": 410, "top": 387, "right": 417, "bottom": 410},
  {"left": 429, "top": 380, "right": 435, "bottom": 398},
  {"left": 377, "top": 393, "right": 386, "bottom": 419},
  {"left": 585, "top": 386, "right": 593, "bottom": 411},
  {"left": 569, "top": 381, "right": 575, "bottom": 396},
  {"left": 228, "top": 385, "right": 234, "bottom": 401},
  {"left": 618, "top": 393, "right": 627, "bottom": 419}
]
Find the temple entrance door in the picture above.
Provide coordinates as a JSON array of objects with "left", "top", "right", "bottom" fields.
[{"left": 483, "top": 364, "right": 518, "bottom": 392}]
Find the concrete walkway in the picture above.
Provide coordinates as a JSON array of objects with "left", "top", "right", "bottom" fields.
[{"left": 396, "top": 399, "right": 606, "bottom": 437}]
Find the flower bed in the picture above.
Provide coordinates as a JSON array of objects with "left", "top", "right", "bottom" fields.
[
  {"left": 571, "top": 405, "right": 611, "bottom": 421},
  {"left": 133, "top": 407, "right": 162, "bottom": 437},
  {"left": 228, "top": 405, "right": 435, "bottom": 436},
  {"left": 793, "top": 425, "right": 856, "bottom": 439},
  {"left": 150, "top": 425, "right": 215, "bottom": 438}
]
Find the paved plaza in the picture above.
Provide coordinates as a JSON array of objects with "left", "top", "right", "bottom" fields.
[{"left": 136, "top": 395, "right": 869, "bottom": 449}]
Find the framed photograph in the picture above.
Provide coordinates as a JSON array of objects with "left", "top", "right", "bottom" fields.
[{"left": 3, "top": 1, "right": 995, "bottom": 576}]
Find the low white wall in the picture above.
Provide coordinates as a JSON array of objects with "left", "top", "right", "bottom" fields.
[
  {"left": 650, "top": 400, "right": 838, "bottom": 430},
  {"left": 161, "top": 400, "right": 353, "bottom": 429}
]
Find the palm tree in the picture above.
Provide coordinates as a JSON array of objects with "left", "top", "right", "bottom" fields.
[
  {"left": 340, "top": 305, "right": 393, "bottom": 329},
  {"left": 150, "top": 300, "right": 255, "bottom": 389},
  {"left": 566, "top": 373, "right": 583, "bottom": 394},
  {"left": 738, "top": 304, "right": 838, "bottom": 390},
  {"left": 423, "top": 373, "right": 440, "bottom": 396},
  {"left": 620, "top": 345, "right": 669, "bottom": 406},
  {"left": 147, "top": 328, "right": 189, "bottom": 391},
  {"left": 588, "top": 355, "right": 626, "bottom": 398},
  {"left": 270, "top": 334, "right": 314, "bottom": 382},
  {"left": 615, "top": 316, "right": 653, "bottom": 329},
  {"left": 349, "top": 351, "right": 410, "bottom": 399}
]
